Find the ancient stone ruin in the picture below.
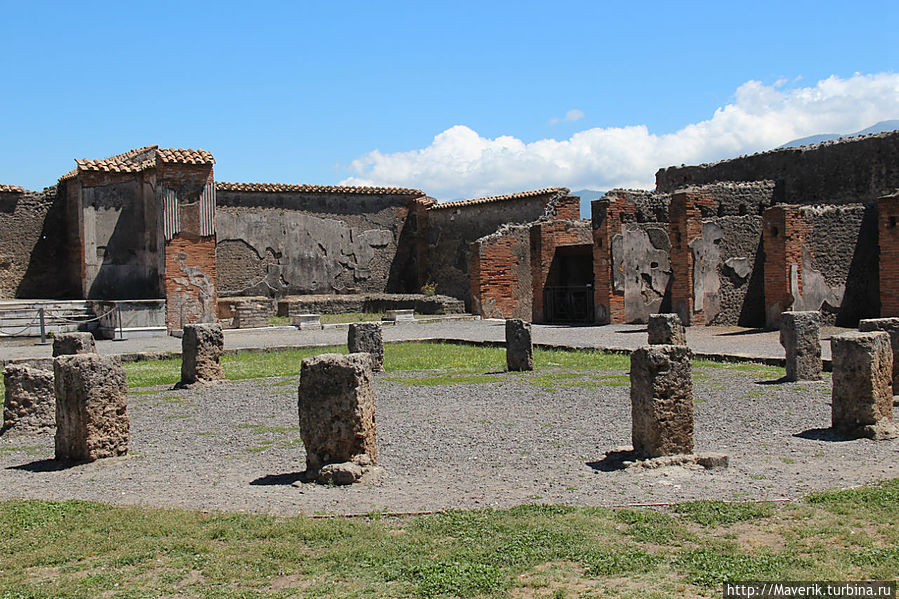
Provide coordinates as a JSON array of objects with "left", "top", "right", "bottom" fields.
[
  {"left": 54, "top": 354, "right": 129, "bottom": 461},
  {"left": 505, "top": 319, "right": 534, "bottom": 371},
  {"left": 179, "top": 323, "right": 225, "bottom": 386},
  {"left": 630, "top": 345, "right": 694, "bottom": 457},
  {"left": 647, "top": 313, "right": 686, "bottom": 345},
  {"left": 347, "top": 323, "right": 385, "bottom": 372},
  {"left": 297, "top": 353, "right": 377, "bottom": 484},
  {"left": 858, "top": 317, "right": 899, "bottom": 395},
  {"left": 2, "top": 363, "right": 55, "bottom": 433},
  {"left": 830, "top": 331, "right": 897, "bottom": 440},
  {"left": 52, "top": 332, "right": 96, "bottom": 357},
  {"left": 780, "top": 311, "right": 822, "bottom": 381}
]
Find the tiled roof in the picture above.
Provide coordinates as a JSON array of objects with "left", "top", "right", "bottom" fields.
[
  {"left": 429, "top": 187, "right": 569, "bottom": 210},
  {"left": 0, "top": 184, "right": 25, "bottom": 193},
  {"left": 156, "top": 147, "right": 214, "bottom": 165},
  {"left": 61, "top": 145, "right": 214, "bottom": 180},
  {"left": 215, "top": 181, "right": 425, "bottom": 196}
]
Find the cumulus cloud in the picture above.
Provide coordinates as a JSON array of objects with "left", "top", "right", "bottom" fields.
[
  {"left": 549, "top": 108, "right": 586, "bottom": 125},
  {"left": 341, "top": 73, "right": 899, "bottom": 199}
]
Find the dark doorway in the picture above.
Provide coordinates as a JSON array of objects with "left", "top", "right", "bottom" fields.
[{"left": 544, "top": 244, "right": 594, "bottom": 323}]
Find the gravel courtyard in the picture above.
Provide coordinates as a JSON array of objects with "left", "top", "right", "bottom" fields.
[{"left": 1, "top": 363, "right": 897, "bottom": 516}]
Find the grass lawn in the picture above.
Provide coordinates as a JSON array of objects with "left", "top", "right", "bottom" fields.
[{"left": 0, "top": 480, "right": 896, "bottom": 598}]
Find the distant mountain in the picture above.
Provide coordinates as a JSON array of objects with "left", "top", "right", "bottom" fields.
[
  {"left": 777, "top": 120, "right": 899, "bottom": 149},
  {"left": 572, "top": 189, "right": 606, "bottom": 219}
]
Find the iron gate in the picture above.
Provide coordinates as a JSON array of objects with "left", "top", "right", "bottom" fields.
[{"left": 543, "top": 285, "right": 594, "bottom": 323}]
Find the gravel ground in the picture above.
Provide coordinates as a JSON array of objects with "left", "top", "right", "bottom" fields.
[{"left": 1, "top": 365, "right": 896, "bottom": 516}]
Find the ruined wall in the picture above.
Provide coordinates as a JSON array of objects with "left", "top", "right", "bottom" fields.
[
  {"left": 215, "top": 186, "right": 421, "bottom": 297},
  {"left": 470, "top": 224, "right": 533, "bottom": 319},
  {"left": 0, "top": 187, "right": 77, "bottom": 299},
  {"left": 77, "top": 172, "right": 161, "bottom": 299},
  {"left": 878, "top": 193, "right": 899, "bottom": 317},
  {"left": 703, "top": 216, "right": 765, "bottom": 326},
  {"left": 530, "top": 219, "right": 593, "bottom": 322},
  {"left": 423, "top": 189, "right": 576, "bottom": 308},
  {"left": 656, "top": 132, "right": 899, "bottom": 205}
]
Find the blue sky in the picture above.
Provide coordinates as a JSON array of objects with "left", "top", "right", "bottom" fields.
[{"left": 2, "top": 1, "right": 897, "bottom": 198}]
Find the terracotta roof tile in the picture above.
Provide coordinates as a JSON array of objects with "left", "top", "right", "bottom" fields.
[
  {"left": 0, "top": 184, "right": 25, "bottom": 193},
  {"left": 428, "top": 187, "right": 569, "bottom": 210},
  {"left": 215, "top": 181, "right": 424, "bottom": 196},
  {"left": 156, "top": 147, "right": 215, "bottom": 165}
]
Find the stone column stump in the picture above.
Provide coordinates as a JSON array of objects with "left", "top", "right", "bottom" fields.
[
  {"left": 3, "top": 364, "right": 55, "bottom": 433},
  {"left": 297, "top": 353, "right": 377, "bottom": 484},
  {"left": 630, "top": 345, "right": 694, "bottom": 457},
  {"left": 54, "top": 354, "right": 129, "bottom": 461},
  {"left": 859, "top": 318, "right": 899, "bottom": 395},
  {"left": 830, "top": 331, "right": 897, "bottom": 440},
  {"left": 780, "top": 311, "right": 822, "bottom": 381},
  {"left": 347, "top": 323, "right": 385, "bottom": 372},
  {"left": 648, "top": 313, "right": 686, "bottom": 345},
  {"left": 180, "top": 323, "right": 224, "bottom": 386},
  {"left": 52, "top": 332, "right": 96, "bottom": 357},
  {"left": 506, "top": 319, "right": 534, "bottom": 371}
]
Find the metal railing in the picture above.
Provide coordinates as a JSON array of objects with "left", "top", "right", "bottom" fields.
[{"left": 0, "top": 306, "right": 126, "bottom": 342}]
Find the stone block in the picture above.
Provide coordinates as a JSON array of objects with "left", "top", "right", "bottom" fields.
[
  {"left": 292, "top": 313, "right": 321, "bottom": 330},
  {"left": 505, "top": 319, "right": 533, "bottom": 371},
  {"left": 180, "top": 323, "right": 224, "bottom": 385},
  {"left": 297, "top": 353, "right": 377, "bottom": 480},
  {"left": 779, "top": 311, "right": 821, "bottom": 381},
  {"left": 233, "top": 302, "right": 270, "bottom": 329},
  {"left": 384, "top": 309, "right": 414, "bottom": 322},
  {"left": 647, "top": 313, "right": 686, "bottom": 345},
  {"left": 347, "top": 323, "right": 384, "bottom": 372},
  {"left": 630, "top": 345, "right": 694, "bottom": 458},
  {"left": 830, "top": 331, "right": 897, "bottom": 440},
  {"left": 52, "top": 332, "right": 96, "bottom": 357},
  {"left": 54, "top": 354, "right": 129, "bottom": 461},
  {"left": 859, "top": 318, "right": 899, "bottom": 394},
  {"left": 2, "top": 364, "right": 55, "bottom": 433}
]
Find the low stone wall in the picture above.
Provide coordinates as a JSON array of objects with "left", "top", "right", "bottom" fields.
[{"left": 277, "top": 293, "right": 466, "bottom": 316}]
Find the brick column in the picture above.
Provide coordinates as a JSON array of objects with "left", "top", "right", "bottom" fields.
[
  {"left": 591, "top": 196, "right": 631, "bottom": 324},
  {"left": 877, "top": 193, "right": 899, "bottom": 317},
  {"left": 762, "top": 205, "right": 804, "bottom": 329},
  {"left": 668, "top": 190, "right": 716, "bottom": 325}
]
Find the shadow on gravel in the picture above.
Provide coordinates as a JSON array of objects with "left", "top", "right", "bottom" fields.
[
  {"left": 586, "top": 449, "right": 635, "bottom": 472},
  {"left": 755, "top": 376, "right": 791, "bottom": 385},
  {"left": 7, "top": 459, "right": 83, "bottom": 472},
  {"left": 615, "top": 328, "right": 648, "bottom": 334},
  {"left": 715, "top": 328, "right": 768, "bottom": 337},
  {"left": 250, "top": 472, "right": 305, "bottom": 486},
  {"left": 793, "top": 428, "right": 856, "bottom": 442}
]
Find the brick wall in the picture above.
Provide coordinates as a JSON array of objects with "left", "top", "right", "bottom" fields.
[
  {"left": 669, "top": 189, "right": 718, "bottom": 324},
  {"left": 878, "top": 193, "right": 899, "bottom": 316},
  {"left": 530, "top": 220, "right": 593, "bottom": 322},
  {"left": 591, "top": 195, "right": 633, "bottom": 324},
  {"left": 762, "top": 205, "right": 805, "bottom": 328},
  {"left": 164, "top": 234, "right": 217, "bottom": 331},
  {"left": 469, "top": 224, "right": 532, "bottom": 319}
]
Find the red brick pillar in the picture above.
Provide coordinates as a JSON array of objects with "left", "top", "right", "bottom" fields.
[
  {"left": 668, "top": 190, "right": 717, "bottom": 325},
  {"left": 762, "top": 205, "right": 804, "bottom": 329},
  {"left": 591, "top": 196, "right": 629, "bottom": 324},
  {"left": 877, "top": 193, "right": 899, "bottom": 316}
]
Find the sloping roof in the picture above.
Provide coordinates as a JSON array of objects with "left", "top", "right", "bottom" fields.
[
  {"left": 215, "top": 181, "right": 425, "bottom": 196},
  {"left": 428, "top": 187, "right": 569, "bottom": 210},
  {"left": 0, "top": 184, "right": 25, "bottom": 193},
  {"left": 61, "top": 145, "right": 214, "bottom": 180}
]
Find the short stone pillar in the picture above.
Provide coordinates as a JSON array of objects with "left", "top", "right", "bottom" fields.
[
  {"left": 180, "top": 323, "right": 225, "bottom": 385},
  {"left": 630, "top": 345, "right": 694, "bottom": 457},
  {"left": 292, "top": 313, "right": 322, "bottom": 330},
  {"left": 779, "top": 311, "right": 821, "bottom": 381},
  {"left": 3, "top": 364, "right": 55, "bottom": 433},
  {"left": 54, "top": 354, "right": 129, "bottom": 461},
  {"left": 648, "top": 313, "right": 686, "bottom": 345},
  {"left": 384, "top": 309, "right": 414, "bottom": 323},
  {"left": 52, "top": 332, "right": 96, "bottom": 357},
  {"left": 858, "top": 318, "right": 899, "bottom": 394},
  {"left": 505, "top": 319, "right": 534, "bottom": 371},
  {"left": 830, "top": 332, "right": 897, "bottom": 440},
  {"left": 297, "top": 353, "right": 377, "bottom": 484},
  {"left": 347, "top": 323, "right": 385, "bottom": 372}
]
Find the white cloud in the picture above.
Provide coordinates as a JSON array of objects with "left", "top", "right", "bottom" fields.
[
  {"left": 550, "top": 108, "right": 586, "bottom": 125},
  {"left": 341, "top": 73, "right": 899, "bottom": 199}
]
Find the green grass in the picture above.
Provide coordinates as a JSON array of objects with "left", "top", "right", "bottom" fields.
[{"left": 0, "top": 480, "right": 896, "bottom": 597}]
